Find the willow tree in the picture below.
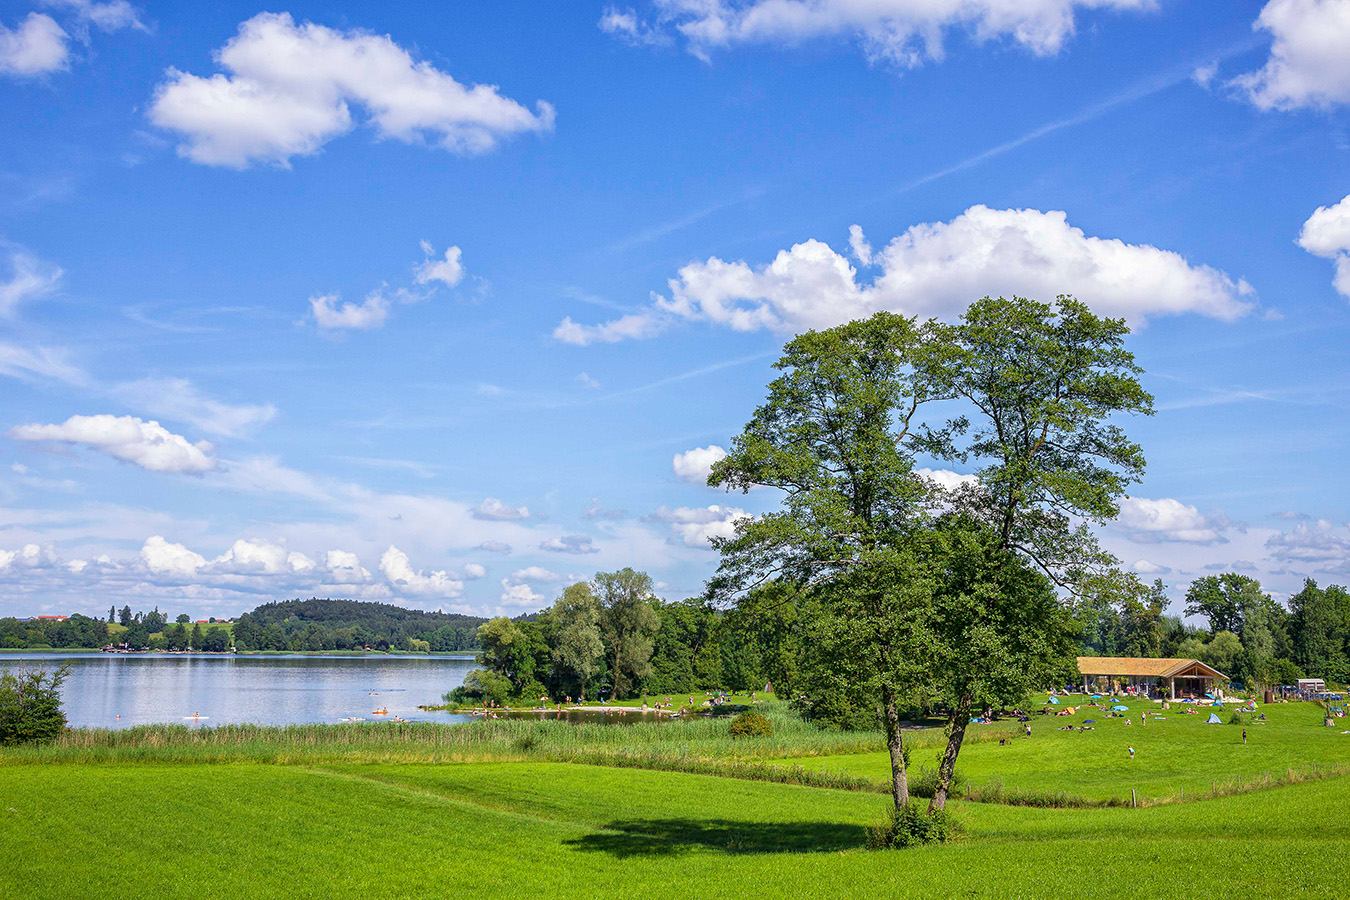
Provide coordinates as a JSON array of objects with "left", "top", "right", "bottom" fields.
[
  {"left": 708, "top": 312, "right": 941, "bottom": 811},
  {"left": 922, "top": 295, "right": 1153, "bottom": 810}
]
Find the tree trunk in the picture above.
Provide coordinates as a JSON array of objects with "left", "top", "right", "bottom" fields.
[
  {"left": 880, "top": 684, "right": 909, "bottom": 811},
  {"left": 929, "top": 692, "right": 972, "bottom": 812},
  {"left": 612, "top": 642, "right": 623, "bottom": 700}
]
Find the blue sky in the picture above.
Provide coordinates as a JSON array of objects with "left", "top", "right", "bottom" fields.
[{"left": 1, "top": 0, "right": 1348, "bottom": 619}]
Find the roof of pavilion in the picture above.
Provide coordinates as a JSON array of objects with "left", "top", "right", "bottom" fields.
[{"left": 1075, "top": 657, "right": 1228, "bottom": 680}]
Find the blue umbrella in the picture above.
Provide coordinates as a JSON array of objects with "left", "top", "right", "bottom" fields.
[
  {"left": 1113, "top": 705, "right": 1129, "bottom": 711},
  {"left": 1082, "top": 719, "right": 1096, "bottom": 724},
  {"left": 1048, "top": 697, "right": 1060, "bottom": 705}
]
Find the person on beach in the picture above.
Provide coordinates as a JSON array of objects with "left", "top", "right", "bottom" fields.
[
  {"left": 1243, "top": 728, "right": 1247, "bottom": 744},
  {"left": 1129, "top": 746, "right": 1135, "bottom": 760}
]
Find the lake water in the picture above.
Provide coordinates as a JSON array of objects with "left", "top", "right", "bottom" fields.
[{"left": 0, "top": 653, "right": 480, "bottom": 729}]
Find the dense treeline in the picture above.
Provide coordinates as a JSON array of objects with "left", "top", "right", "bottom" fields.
[
  {"left": 0, "top": 606, "right": 233, "bottom": 652},
  {"left": 448, "top": 569, "right": 795, "bottom": 707},
  {"left": 231, "top": 598, "right": 485, "bottom": 652},
  {"left": 1080, "top": 573, "right": 1350, "bottom": 686},
  {"left": 0, "top": 615, "right": 109, "bottom": 650}
]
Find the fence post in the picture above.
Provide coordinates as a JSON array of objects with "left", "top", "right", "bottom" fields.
[
  {"left": 1180, "top": 786, "right": 1184, "bottom": 802},
  {"left": 1131, "top": 788, "right": 1136, "bottom": 808}
]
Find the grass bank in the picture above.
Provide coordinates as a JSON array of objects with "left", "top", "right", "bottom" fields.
[{"left": 2, "top": 760, "right": 1347, "bottom": 899}]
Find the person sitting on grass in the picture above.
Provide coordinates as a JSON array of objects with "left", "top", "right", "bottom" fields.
[{"left": 1129, "top": 746, "right": 1135, "bottom": 760}]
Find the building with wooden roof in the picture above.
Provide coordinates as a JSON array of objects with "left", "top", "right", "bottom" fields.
[{"left": 1075, "top": 657, "right": 1228, "bottom": 699}]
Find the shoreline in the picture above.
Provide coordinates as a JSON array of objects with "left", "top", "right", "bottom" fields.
[{"left": 0, "top": 648, "right": 477, "bottom": 659}]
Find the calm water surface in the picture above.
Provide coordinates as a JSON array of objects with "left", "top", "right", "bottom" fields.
[{"left": 0, "top": 653, "right": 478, "bottom": 728}]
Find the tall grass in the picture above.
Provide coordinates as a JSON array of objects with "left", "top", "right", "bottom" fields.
[{"left": 0, "top": 702, "right": 880, "bottom": 767}]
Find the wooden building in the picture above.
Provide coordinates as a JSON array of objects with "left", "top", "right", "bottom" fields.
[{"left": 1075, "top": 657, "right": 1228, "bottom": 699}]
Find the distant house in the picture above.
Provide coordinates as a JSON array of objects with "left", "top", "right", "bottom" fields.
[
  {"left": 36, "top": 615, "right": 69, "bottom": 621},
  {"left": 1076, "top": 657, "right": 1229, "bottom": 699},
  {"left": 1298, "top": 678, "right": 1327, "bottom": 693}
]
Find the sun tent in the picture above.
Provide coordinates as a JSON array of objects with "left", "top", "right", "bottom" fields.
[{"left": 1206, "top": 713, "right": 1222, "bottom": 724}]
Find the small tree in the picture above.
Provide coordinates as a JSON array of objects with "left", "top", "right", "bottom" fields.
[{"left": 0, "top": 665, "right": 70, "bottom": 745}]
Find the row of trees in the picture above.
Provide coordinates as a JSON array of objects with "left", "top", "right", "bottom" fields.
[
  {"left": 0, "top": 608, "right": 231, "bottom": 651},
  {"left": 451, "top": 569, "right": 792, "bottom": 706},
  {"left": 1083, "top": 572, "right": 1350, "bottom": 685}
]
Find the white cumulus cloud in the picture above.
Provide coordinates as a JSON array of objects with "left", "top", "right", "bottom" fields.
[
  {"left": 553, "top": 312, "right": 666, "bottom": 346},
  {"left": 1298, "top": 193, "right": 1350, "bottom": 298},
  {"left": 647, "top": 504, "right": 749, "bottom": 548},
  {"left": 414, "top": 242, "right": 465, "bottom": 288},
  {"left": 673, "top": 445, "right": 728, "bottom": 485},
  {"left": 149, "top": 12, "right": 555, "bottom": 168},
  {"left": 140, "top": 535, "right": 207, "bottom": 577},
  {"left": 915, "top": 467, "right": 979, "bottom": 491},
  {"left": 10, "top": 414, "right": 216, "bottom": 474},
  {"left": 379, "top": 544, "right": 463, "bottom": 597},
  {"left": 473, "top": 497, "right": 530, "bottom": 521},
  {"left": 499, "top": 577, "right": 545, "bottom": 608},
  {"left": 604, "top": 0, "right": 1154, "bottom": 66},
  {"left": 309, "top": 292, "right": 389, "bottom": 331},
  {"left": 559, "top": 206, "right": 1254, "bottom": 341},
  {"left": 1113, "top": 497, "right": 1230, "bottom": 544},
  {"left": 212, "top": 538, "right": 314, "bottom": 575},
  {"left": 539, "top": 534, "right": 600, "bottom": 555},
  {"left": 0, "top": 13, "right": 69, "bottom": 77},
  {"left": 1232, "top": 0, "right": 1350, "bottom": 110}
]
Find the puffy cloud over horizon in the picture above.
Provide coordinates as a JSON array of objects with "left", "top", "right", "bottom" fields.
[
  {"left": 556, "top": 206, "right": 1255, "bottom": 342},
  {"left": 149, "top": 12, "right": 555, "bottom": 168}
]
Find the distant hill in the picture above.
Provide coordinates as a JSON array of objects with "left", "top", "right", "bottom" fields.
[
  {"left": 247, "top": 597, "right": 486, "bottom": 631},
  {"left": 234, "top": 598, "right": 488, "bottom": 652}
]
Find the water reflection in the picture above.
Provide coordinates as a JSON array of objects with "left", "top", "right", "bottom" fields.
[{"left": 0, "top": 653, "right": 477, "bottom": 728}]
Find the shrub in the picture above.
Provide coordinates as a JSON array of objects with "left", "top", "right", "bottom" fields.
[
  {"left": 1228, "top": 711, "right": 1250, "bottom": 726},
  {"left": 865, "top": 802, "right": 960, "bottom": 849},
  {"left": 729, "top": 710, "right": 773, "bottom": 737},
  {"left": 0, "top": 664, "right": 69, "bottom": 746}
]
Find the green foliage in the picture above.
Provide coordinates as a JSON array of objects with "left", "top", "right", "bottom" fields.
[
  {"left": 232, "top": 598, "right": 483, "bottom": 653},
  {"left": 865, "top": 801, "right": 960, "bottom": 849},
  {"left": 728, "top": 710, "right": 773, "bottom": 737},
  {"left": 548, "top": 582, "right": 605, "bottom": 699},
  {"left": 595, "top": 568, "right": 660, "bottom": 699},
  {"left": 0, "top": 664, "right": 69, "bottom": 746}
]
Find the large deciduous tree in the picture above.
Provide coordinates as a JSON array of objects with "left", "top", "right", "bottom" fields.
[
  {"left": 709, "top": 312, "right": 940, "bottom": 811},
  {"left": 594, "top": 568, "right": 660, "bottom": 699},
  {"left": 921, "top": 295, "right": 1152, "bottom": 810},
  {"left": 549, "top": 582, "right": 605, "bottom": 700}
]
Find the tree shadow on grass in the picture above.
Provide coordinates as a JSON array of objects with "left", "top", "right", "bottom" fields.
[{"left": 565, "top": 818, "right": 865, "bottom": 858}]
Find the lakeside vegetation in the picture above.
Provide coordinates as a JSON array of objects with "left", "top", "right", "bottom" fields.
[{"left": 2, "top": 697, "right": 1348, "bottom": 898}]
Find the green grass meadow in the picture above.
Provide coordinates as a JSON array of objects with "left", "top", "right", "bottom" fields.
[{"left": 2, "top": 699, "right": 1348, "bottom": 899}]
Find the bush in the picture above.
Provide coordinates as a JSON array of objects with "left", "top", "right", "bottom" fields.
[
  {"left": 1229, "top": 711, "right": 1250, "bottom": 726},
  {"left": 0, "top": 664, "right": 69, "bottom": 746},
  {"left": 445, "top": 669, "right": 513, "bottom": 707},
  {"left": 865, "top": 802, "right": 960, "bottom": 849},
  {"left": 729, "top": 710, "right": 773, "bottom": 737}
]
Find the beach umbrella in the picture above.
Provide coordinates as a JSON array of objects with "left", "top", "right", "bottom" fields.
[
  {"left": 1113, "top": 705, "right": 1129, "bottom": 711},
  {"left": 1048, "top": 697, "right": 1059, "bottom": 705},
  {"left": 1082, "top": 719, "right": 1096, "bottom": 724},
  {"left": 1205, "top": 692, "right": 1215, "bottom": 699}
]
